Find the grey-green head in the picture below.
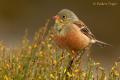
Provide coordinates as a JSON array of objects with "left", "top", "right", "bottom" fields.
[
  {"left": 53, "top": 9, "right": 79, "bottom": 24},
  {"left": 53, "top": 9, "right": 79, "bottom": 35}
]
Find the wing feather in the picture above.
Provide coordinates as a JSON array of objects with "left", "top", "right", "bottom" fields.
[{"left": 73, "top": 21, "right": 95, "bottom": 39}]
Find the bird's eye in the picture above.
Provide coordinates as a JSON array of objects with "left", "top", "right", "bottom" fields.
[{"left": 62, "top": 15, "right": 66, "bottom": 19}]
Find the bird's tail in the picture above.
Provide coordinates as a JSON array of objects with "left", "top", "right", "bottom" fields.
[{"left": 95, "top": 40, "right": 111, "bottom": 47}]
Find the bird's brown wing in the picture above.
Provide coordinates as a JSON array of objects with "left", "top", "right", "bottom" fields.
[{"left": 73, "top": 21, "right": 95, "bottom": 39}]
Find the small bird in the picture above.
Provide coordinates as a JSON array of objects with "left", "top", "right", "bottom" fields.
[
  {"left": 52, "top": 9, "right": 111, "bottom": 72},
  {"left": 53, "top": 9, "right": 110, "bottom": 54}
]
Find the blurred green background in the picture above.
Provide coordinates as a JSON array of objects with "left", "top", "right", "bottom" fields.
[{"left": 0, "top": 0, "right": 119, "bottom": 71}]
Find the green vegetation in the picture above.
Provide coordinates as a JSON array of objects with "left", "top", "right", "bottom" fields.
[{"left": 0, "top": 25, "right": 120, "bottom": 80}]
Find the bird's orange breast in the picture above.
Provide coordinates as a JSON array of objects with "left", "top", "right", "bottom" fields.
[{"left": 54, "top": 27, "right": 90, "bottom": 51}]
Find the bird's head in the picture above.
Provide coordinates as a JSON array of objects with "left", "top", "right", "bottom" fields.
[{"left": 53, "top": 9, "right": 79, "bottom": 25}]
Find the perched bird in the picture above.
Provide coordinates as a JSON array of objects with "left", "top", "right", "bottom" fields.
[
  {"left": 52, "top": 9, "right": 111, "bottom": 72},
  {"left": 53, "top": 9, "right": 110, "bottom": 54}
]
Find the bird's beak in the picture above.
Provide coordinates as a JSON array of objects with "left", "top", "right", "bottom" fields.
[
  {"left": 53, "top": 15, "right": 63, "bottom": 24},
  {"left": 52, "top": 15, "right": 60, "bottom": 20}
]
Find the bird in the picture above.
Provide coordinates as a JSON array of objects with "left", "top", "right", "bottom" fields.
[
  {"left": 52, "top": 9, "right": 111, "bottom": 73},
  {"left": 53, "top": 9, "right": 110, "bottom": 53}
]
